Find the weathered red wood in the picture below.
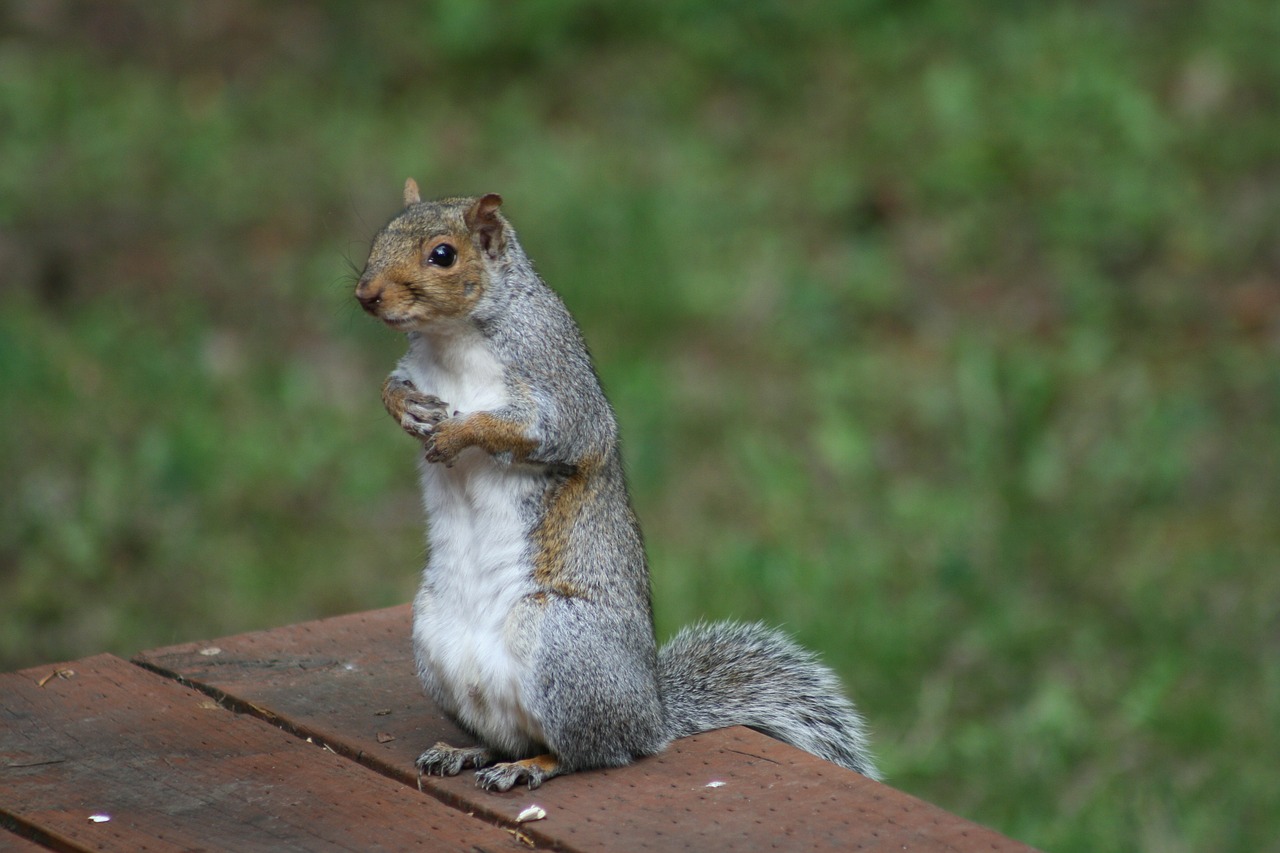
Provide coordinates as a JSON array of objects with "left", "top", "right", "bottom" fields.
[
  {"left": 0, "top": 654, "right": 525, "bottom": 852},
  {"left": 0, "top": 827, "right": 48, "bottom": 851},
  {"left": 137, "top": 606, "right": 1039, "bottom": 852}
]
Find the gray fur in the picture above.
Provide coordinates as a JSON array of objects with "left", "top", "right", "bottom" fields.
[
  {"left": 362, "top": 193, "right": 879, "bottom": 788},
  {"left": 661, "top": 621, "right": 880, "bottom": 779}
]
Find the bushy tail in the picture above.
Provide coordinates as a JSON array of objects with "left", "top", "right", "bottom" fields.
[{"left": 658, "top": 621, "right": 880, "bottom": 780}]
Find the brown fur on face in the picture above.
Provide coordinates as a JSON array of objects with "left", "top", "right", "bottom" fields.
[{"left": 354, "top": 192, "right": 504, "bottom": 330}]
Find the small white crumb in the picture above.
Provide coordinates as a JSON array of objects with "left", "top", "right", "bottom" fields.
[
  {"left": 88, "top": 814, "right": 111, "bottom": 823},
  {"left": 705, "top": 781, "right": 727, "bottom": 788},
  {"left": 516, "top": 805, "right": 547, "bottom": 823},
  {"left": 199, "top": 647, "right": 222, "bottom": 656}
]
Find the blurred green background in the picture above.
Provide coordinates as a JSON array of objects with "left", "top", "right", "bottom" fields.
[{"left": 2, "top": 2, "right": 1278, "bottom": 850}]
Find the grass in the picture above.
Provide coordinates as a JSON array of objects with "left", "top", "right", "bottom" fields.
[{"left": 2, "top": 3, "right": 1279, "bottom": 850}]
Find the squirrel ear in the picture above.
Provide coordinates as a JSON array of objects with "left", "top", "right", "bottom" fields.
[
  {"left": 466, "top": 193, "right": 506, "bottom": 257},
  {"left": 403, "top": 178, "right": 422, "bottom": 207}
]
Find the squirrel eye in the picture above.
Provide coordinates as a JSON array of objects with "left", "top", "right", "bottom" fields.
[{"left": 427, "top": 243, "right": 458, "bottom": 268}]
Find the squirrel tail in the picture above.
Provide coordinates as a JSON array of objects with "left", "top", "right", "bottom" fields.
[{"left": 658, "top": 621, "right": 881, "bottom": 780}]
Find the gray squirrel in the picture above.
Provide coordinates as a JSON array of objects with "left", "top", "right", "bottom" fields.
[{"left": 355, "top": 182, "right": 879, "bottom": 791}]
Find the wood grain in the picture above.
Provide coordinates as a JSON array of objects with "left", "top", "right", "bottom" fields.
[
  {"left": 136, "top": 605, "right": 1039, "bottom": 852},
  {"left": 0, "top": 653, "right": 521, "bottom": 852}
]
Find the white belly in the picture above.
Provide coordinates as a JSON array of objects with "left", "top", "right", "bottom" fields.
[
  {"left": 402, "top": 327, "right": 547, "bottom": 755},
  {"left": 412, "top": 461, "right": 546, "bottom": 754}
]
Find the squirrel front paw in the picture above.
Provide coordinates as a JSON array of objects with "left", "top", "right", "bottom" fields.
[
  {"left": 383, "top": 375, "right": 451, "bottom": 441},
  {"left": 400, "top": 392, "right": 450, "bottom": 440},
  {"left": 423, "top": 417, "right": 466, "bottom": 465}
]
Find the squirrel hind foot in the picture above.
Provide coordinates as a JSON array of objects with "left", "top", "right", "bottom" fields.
[
  {"left": 415, "top": 742, "right": 492, "bottom": 778},
  {"left": 474, "top": 754, "right": 561, "bottom": 792}
]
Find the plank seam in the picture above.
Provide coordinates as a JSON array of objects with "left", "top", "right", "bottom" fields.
[
  {"left": 2, "top": 808, "right": 88, "bottom": 853},
  {"left": 127, "top": 657, "right": 569, "bottom": 850}
]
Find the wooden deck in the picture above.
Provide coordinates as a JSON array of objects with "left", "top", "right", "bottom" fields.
[{"left": 2, "top": 606, "right": 1038, "bottom": 851}]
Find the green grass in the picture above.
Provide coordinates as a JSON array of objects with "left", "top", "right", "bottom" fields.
[{"left": 2, "top": 3, "right": 1279, "bottom": 850}]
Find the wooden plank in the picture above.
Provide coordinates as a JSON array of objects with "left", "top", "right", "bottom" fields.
[
  {"left": 0, "top": 654, "right": 527, "bottom": 852},
  {"left": 0, "top": 826, "right": 49, "bottom": 852},
  {"left": 138, "top": 606, "right": 1039, "bottom": 852}
]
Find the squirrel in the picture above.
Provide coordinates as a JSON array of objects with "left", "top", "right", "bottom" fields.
[{"left": 354, "top": 180, "right": 879, "bottom": 791}]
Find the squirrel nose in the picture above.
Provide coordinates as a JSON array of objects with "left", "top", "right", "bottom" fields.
[{"left": 355, "top": 279, "right": 382, "bottom": 313}]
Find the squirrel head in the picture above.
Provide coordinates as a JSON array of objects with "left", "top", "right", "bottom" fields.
[{"left": 355, "top": 180, "right": 508, "bottom": 331}]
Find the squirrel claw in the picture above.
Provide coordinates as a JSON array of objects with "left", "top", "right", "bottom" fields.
[
  {"left": 423, "top": 418, "right": 462, "bottom": 466},
  {"left": 424, "top": 438, "right": 455, "bottom": 466},
  {"left": 474, "top": 755, "right": 560, "bottom": 792},
  {"left": 474, "top": 763, "right": 535, "bottom": 792},
  {"left": 416, "top": 742, "right": 491, "bottom": 778},
  {"left": 400, "top": 394, "right": 449, "bottom": 439}
]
